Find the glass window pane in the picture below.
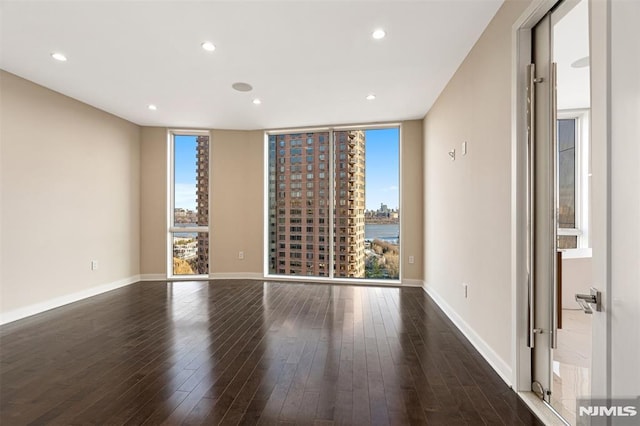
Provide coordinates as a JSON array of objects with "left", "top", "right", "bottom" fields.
[
  {"left": 172, "top": 232, "right": 209, "bottom": 275},
  {"left": 173, "top": 135, "right": 209, "bottom": 227},
  {"left": 365, "top": 128, "right": 400, "bottom": 280},
  {"left": 333, "top": 130, "right": 366, "bottom": 278},
  {"left": 558, "top": 235, "right": 577, "bottom": 250},
  {"left": 268, "top": 132, "right": 330, "bottom": 276},
  {"left": 171, "top": 133, "right": 209, "bottom": 277},
  {"left": 558, "top": 119, "right": 576, "bottom": 229}
]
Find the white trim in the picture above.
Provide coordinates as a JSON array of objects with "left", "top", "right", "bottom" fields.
[
  {"left": 167, "top": 130, "right": 211, "bottom": 279},
  {"left": 0, "top": 275, "right": 140, "bottom": 325},
  {"left": 329, "top": 129, "right": 335, "bottom": 278},
  {"left": 167, "top": 130, "right": 173, "bottom": 277},
  {"left": 168, "top": 226, "right": 209, "bottom": 233},
  {"left": 265, "top": 122, "right": 403, "bottom": 135},
  {"left": 518, "top": 392, "right": 569, "bottom": 426},
  {"left": 209, "top": 272, "right": 264, "bottom": 280},
  {"left": 263, "top": 132, "right": 270, "bottom": 277},
  {"left": 140, "top": 274, "right": 167, "bottom": 281},
  {"left": 423, "top": 282, "right": 513, "bottom": 387},
  {"left": 165, "top": 274, "right": 208, "bottom": 281},
  {"left": 402, "top": 278, "right": 423, "bottom": 288},
  {"left": 560, "top": 247, "right": 591, "bottom": 259},
  {"left": 398, "top": 123, "right": 404, "bottom": 283}
]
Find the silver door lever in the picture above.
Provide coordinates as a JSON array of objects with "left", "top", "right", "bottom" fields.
[{"left": 575, "top": 288, "right": 601, "bottom": 314}]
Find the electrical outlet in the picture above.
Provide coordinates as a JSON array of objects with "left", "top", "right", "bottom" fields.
[
  {"left": 462, "top": 282, "right": 469, "bottom": 299},
  {"left": 408, "top": 255, "right": 415, "bottom": 264},
  {"left": 238, "top": 251, "right": 244, "bottom": 260},
  {"left": 91, "top": 260, "right": 99, "bottom": 271}
]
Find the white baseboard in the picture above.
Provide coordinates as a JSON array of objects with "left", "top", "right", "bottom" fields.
[
  {"left": 140, "top": 274, "right": 167, "bottom": 281},
  {"left": 402, "top": 278, "right": 423, "bottom": 287},
  {"left": 0, "top": 275, "right": 140, "bottom": 326},
  {"left": 209, "top": 272, "right": 264, "bottom": 280},
  {"left": 422, "top": 282, "right": 513, "bottom": 387}
]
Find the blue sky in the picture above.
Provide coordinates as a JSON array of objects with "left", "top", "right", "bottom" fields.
[
  {"left": 174, "top": 129, "right": 400, "bottom": 212},
  {"left": 174, "top": 135, "right": 197, "bottom": 211},
  {"left": 364, "top": 128, "right": 399, "bottom": 211}
]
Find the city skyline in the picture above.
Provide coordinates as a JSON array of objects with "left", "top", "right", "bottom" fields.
[{"left": 173, "top": 129, "right": 400, "bottom": 212}]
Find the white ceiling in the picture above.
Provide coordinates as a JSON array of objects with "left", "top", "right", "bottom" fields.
[
  {"left": 0, "top": 0, "right": 503, "bottom": 130},
  {"left": 554, "top": 0, "right": 590, "bottom": 110}
]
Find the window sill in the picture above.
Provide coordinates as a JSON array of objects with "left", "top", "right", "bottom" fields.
[{"left": 559, "top": 247, "right": 592, "bottom": 259}]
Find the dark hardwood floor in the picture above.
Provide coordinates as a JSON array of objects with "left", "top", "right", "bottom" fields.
[{"left": 0, "top": 280, "right": 542, "bottom": 425}]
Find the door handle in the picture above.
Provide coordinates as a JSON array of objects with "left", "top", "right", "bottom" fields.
[{"left": 575, "top": 287, "right": 601, "bottom": 314}]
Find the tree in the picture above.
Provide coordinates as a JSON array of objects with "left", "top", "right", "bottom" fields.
[
  {"left": 173, "top": 257, "right": 194, "bottom": 275},
  {"left": 385, "top": 252, "right": 400, "bottom": 279},
  {"left": 366, "top": 257, "right": 384, "bottom": 278}
]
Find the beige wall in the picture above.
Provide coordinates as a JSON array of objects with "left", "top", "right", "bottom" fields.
[
  {"left": 140, "top": 127, "right": 167, "bottom": 276},
  {"left": 401, "top": 120, "right": 424, "bottom": 282},
  {"left": 210, "top": 130, "right": 264, "bottom": 274},
  {"left": 0, "top": 71, "right": 140, "bottom": 318},
  {"left": 423, "top": 0, "right": 532, "bottom": 375},
  {"left": 139, "top": 122, "right": 424, "bottom": 281}
]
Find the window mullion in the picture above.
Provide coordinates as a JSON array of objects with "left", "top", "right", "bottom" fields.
[{"left": 329, "top": 129, "right": 335, "bottom": 279}]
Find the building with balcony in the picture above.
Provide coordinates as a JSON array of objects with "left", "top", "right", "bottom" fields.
[{"left": 268, "top": 131, "right": 365, "bottom": 277}]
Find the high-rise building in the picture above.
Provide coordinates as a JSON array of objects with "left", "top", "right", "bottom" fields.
[
  {"left": 196, "top": 135, "right": 209, "bottom": 274},
  {"left": 268, "top": 131, "right": 365, "bottom": 277},
  {"left": 334, "top": 130, "right": 366, "bottom": 277}
]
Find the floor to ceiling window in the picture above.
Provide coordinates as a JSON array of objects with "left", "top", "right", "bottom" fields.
[
  {"left": 168, "top": 131, "right": 209, "bottom": 277},
  {"left": 267, "top": 126, "right": 400, "bottom": 281}
]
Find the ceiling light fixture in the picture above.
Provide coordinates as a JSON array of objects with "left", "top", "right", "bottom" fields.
[
  {"left": 201, "top": 41, "right": 216, "bottom": 52},
  {"left": 366, "top": 94, "right": 376, "bottom": 100},
  {"left": 232, "top": 82, "right": 253, "bottom": 92},
  {"left": 372, "top": 29, "right": 386, "bottom": 40},
  {"left": 51, "top": 52, "right": 67, "bottom": 62},
  {"left": 147, "top": 104, "right": 157, "bottom": 111},
  {"left": 253, "top": 98, "right": 262, "bottom": 105}
]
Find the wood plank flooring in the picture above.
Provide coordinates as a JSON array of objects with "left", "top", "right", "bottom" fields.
[{"left": 0, "top": 280, "right": 542, "bottom": 425}]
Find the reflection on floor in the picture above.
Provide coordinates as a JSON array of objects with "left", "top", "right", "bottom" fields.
[
  {"left": 0, "top": 281, "right": 544, "bottom": 425},
  {"left": 552, "top": 309, "right": 592, "bottom": 425}
]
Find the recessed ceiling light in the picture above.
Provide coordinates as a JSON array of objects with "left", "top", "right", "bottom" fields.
[
  {"left": 51, "top": 52, "right": 67, "bottom": 62},
  {"left": 201, "top": 41, "right": 216, "bottom": 52},
  {"left": 147, "top": 104, "right": 157, "bottom": 111},
  {"left": 366, "top": 94, "right": 376, "bottom": 100},
  {"left": 372, "top": 29, "right": 386, "bottom": 40},
  {"left": 253, "top": 98, "right": 262, "bottom": 105},
  {"left": 232, "top": 82, "right": 253, "bottom": 92}
]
